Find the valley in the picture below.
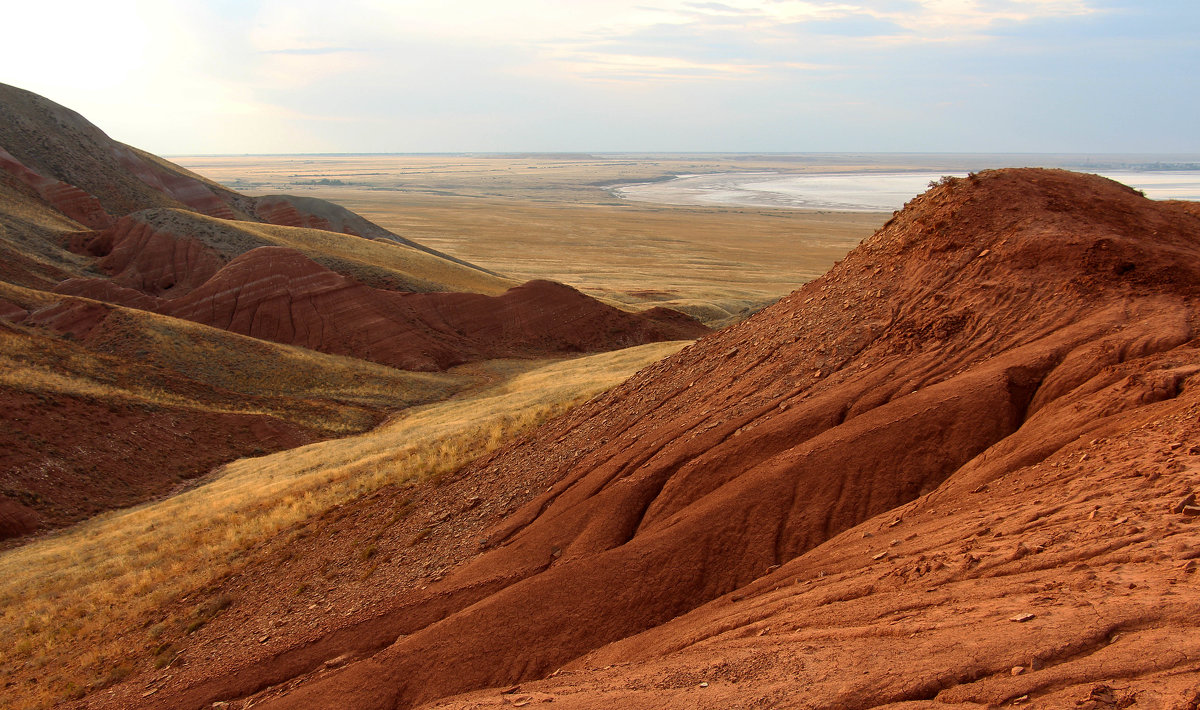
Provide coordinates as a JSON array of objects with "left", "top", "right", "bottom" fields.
[{"left": 1, "top": 81, "right": 1198, "bottom": 710}]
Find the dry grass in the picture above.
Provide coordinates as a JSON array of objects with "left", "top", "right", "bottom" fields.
[
  {"left": 176, "top": 154, "right": 884, "bottom": 324},
  {"left": 0, "top": 341, "right": 687, "bottom": 708},
  {"left": 0, "top": 281, "right": 474, "bottom": 432},
  {"left": 138, "top": 207, "right": 515, "bottom": 295}
]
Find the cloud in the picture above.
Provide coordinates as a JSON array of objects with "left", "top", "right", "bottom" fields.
[
  {"left": 259, "top": 47, "right": 362, "bottom": 56},
  {"left": 3, "top": 0, "right": 1195, "bottom": 153}
]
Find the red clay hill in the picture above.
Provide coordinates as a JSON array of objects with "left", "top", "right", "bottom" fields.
[
  {"left": 61, "top": 245, "right": 705, "bottom": 371},
  {"left": 0, "top": 84, "right": 705, "bottom": 542},
  {"left": 109, "top": 169, "right": 1200, "bottom": 710}
]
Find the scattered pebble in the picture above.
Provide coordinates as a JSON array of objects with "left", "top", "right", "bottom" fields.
[
  {"left": 1009, "top": 613, "right": 1036, "bottom": 623},
  {"left": 699, "top": 682, "right": 709, "bottom": 688},
  {"left": 1011, "top": 666, "right": 1025, "bottom": 676}
]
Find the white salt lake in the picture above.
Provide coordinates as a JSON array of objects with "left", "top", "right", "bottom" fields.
[{"left": 612, "top": 170, "right": 1200, "bottom": 212}]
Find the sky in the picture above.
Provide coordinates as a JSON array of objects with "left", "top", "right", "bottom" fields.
[{"left": 3, "top": 0, "right": 1197, "bottom": 154}]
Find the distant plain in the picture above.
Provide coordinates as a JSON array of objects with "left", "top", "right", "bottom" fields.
[{"left": 175, "top": 154, "right": 888, "bottom": 324}]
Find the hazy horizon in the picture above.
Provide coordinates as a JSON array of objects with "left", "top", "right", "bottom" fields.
[{"left": 7, "top": 1, "right": 1198, "bottom": 156}]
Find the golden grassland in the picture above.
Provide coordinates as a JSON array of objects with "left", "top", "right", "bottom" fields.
[
  {"left": 177, "top": 155, "right": 885, "bottom": 323},
  {"left": 0, "top": 341, "right": 687, "bottom": 708}
]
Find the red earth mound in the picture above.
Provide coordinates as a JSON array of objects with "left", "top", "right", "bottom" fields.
[
  {"left": 65, "top": 213, "right": 228, "bottom": 297},
  {"left": 59, "top": 245, "right": 707, "bottom": 371},
  {"left": 111, "top": 169, "right": 1200, "bottom": 710}
]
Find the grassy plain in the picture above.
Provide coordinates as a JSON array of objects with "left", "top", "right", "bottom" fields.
[
  {"left": 178, "top": 154, "right": 885, "bottom": 323},
  {"left": 0, "top": 342, "right": 686, "bottom": 708}
]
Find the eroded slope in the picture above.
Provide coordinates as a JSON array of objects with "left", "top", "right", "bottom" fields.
[{"left": 120, "top": 169, "right": 1200, "bottom": 710}]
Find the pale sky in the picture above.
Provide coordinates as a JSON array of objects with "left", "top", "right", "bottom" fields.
[{"left": 3, "top": 0, "right": 1196, "bottom": 154}]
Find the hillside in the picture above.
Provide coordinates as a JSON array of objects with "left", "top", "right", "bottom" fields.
[
  {"left": 101, "top": 169, "right": 1200, "bottom": 709},
  {"left": 0, "top": 84, "right": 706, "bottom": 542},
  {"left": 0, "top": 278, "right": 478, "bottom": 539}
]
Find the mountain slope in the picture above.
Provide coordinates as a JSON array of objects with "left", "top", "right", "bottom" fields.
[
  {"left": 120, "top": 169, "right": 1200, "bottom": 710},
  {"left": 0, "top": 82, "right": 498, "bottom": 293},
  {"left": 0, "top": 84, "right": 707, "bottom": 541},
  {"left": 0, "top": 279, "right": 476, "bottom": 539}
]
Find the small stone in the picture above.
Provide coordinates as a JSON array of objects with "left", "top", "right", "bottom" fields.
[
  {"left": 1012, "top": 694, "right": 1030, "bottom": 704},
  {"left": 1011, "top": 666, "right": 1025, "bottom": 676},
  {"left": 212, "top": 703, "right": 230, "bottom": 709},
  {"left": 699, "top": 682, "right": 709, "bottom": 688},
  {"left": 1182, "top": 560, "right": 1196, "bottom": 573},
  {"left": 259, "top": 635, "right": 270, "bottom": 643},
  {"left": 1173, "top": 493, "right": 1197, "bottom": 514},
  {"left": 873, "top": 552, "right": 888, "bottom": 560},
  {"left": 141, "top": 688, "right": 159, "bottom": 698},
  {"left": 1009, "top": 613, "right": 1036, "bottom": 623},
  {"left": 1183, "top": 505, "right": 1200, "bottom": 517},
  {"left": 1115, "top": 516, "right": 1129, "bottom": 525}
]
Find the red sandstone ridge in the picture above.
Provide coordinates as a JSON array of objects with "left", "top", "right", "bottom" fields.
[
  {"left": 130, "top": 169, "right": 1200, "bottom": 710},
  {"left": 151, "top": 246, "right": 706, "bottom": 370},
  {"left": 64, "top": 213, "right": 228, "bottom": 297}
]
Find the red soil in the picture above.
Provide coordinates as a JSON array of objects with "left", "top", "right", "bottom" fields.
[
  {"left": 110, "top": 144, "right": 240, "bottom": 220},
  {"left": 104, "top": 169, "right": 1200, "bottom": 710},
  {"left": 65, "top": 214, "right": 228, "bottom": 297},
  {"left": 59, "top": 245, "right": 707, "bottom": 371},
  {"left": 252, "top": 196, "right": 341, "bottom": 233},
  {"left": 0, "top": 385, "right": 322, "bottom": 541}
]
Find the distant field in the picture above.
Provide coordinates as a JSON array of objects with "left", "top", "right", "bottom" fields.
[{"left": 177, "top": 155, "right": 885, "bottom": 324}]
